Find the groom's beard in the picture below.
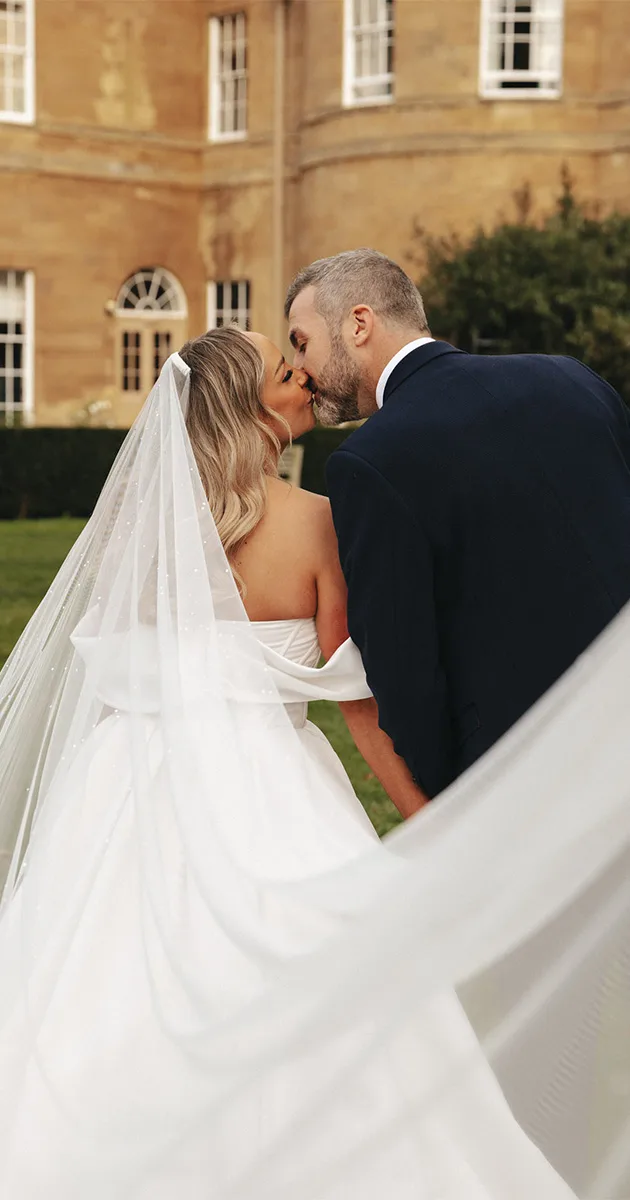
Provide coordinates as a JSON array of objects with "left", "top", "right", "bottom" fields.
[{"left": 314, "top": 336, "right": 362, "bottom": 426}]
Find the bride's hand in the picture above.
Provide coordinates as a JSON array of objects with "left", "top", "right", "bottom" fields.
[{"left": 339, "top": 697, "right": 428, "bottom": 819}]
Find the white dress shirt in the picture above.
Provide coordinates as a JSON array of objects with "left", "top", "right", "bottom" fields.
[{"left": 375, "top": 337, "right": 435, "bottom": 409}]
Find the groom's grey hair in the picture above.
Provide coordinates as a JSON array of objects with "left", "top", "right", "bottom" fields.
[{"left": 284, "top": 248, "right": 429, "bottom": 333}]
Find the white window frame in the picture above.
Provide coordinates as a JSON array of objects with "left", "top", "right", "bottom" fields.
[
  {"left": 207, "top": 280, "right": 251, "bottom": 331},
  {"left": 115, "top": 267, "right": 188, "bottom": 319},
  {"left": 479, "top": 0, "right": 564, "bottom": 100},
  {"left": 0, "top": 0, "right": 35, "bottom": 124},
  {"left": 343, "top": 0, "right": 394, "bottom": 109},
  {"left": 208, "top": 12, "right": 247, "bottom": 142},
  {"left": 0, "top": 269, "right": 34, "bottom": 426}
]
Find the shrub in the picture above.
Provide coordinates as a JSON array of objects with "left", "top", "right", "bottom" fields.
[{"left": 417, "top": 170, "right": 630, "bottom": 403}]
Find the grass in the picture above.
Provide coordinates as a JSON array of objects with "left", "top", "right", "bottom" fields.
[
  {"left": 0, "top": 520, "right": 401, "bottom": 837},
  {"left": 0, "top": 519, "right": 86, "bottom": 667}
]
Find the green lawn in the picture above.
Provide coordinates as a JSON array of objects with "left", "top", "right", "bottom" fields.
[
  {"left": 0, "top": 520, "right": 400, "bottom": 837},
  {"left": 0, "top": 519, "right": 86, "bottom": 667}
]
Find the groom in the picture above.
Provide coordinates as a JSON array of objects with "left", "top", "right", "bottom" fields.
[{"left": 285, "top": 248, "right": 630, "bottom": 798}]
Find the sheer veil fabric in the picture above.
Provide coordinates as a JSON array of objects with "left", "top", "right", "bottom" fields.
[{"left": 0, "top": 353, "right": 627, "bottom": 1198}]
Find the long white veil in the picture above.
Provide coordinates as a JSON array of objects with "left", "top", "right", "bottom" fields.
[{"left": 0, "top": 352, "right": 628, "bottom": 1198}]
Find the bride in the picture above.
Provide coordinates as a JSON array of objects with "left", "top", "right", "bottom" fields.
[
  {"left": 181, "top": 326, "right": 426, "bottom": 823},
  {"left": 0, "top": 326, "right": 627, "bottom": 1200}
]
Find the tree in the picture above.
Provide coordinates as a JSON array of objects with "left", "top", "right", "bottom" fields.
[{"left": 416, "top": 170, "right": 630, "bottom": 402}]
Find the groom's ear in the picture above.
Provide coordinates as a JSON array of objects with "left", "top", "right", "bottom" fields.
[{"left": 350, "top": 305, "right": 374, "bottom": 348}]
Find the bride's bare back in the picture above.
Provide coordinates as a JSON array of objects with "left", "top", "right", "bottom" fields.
[{"left": 230, "top": 476, "right": 348, "bottom": 660}]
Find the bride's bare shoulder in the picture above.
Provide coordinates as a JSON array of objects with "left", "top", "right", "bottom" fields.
[
  {"left": 266, "top": 478, "right": 334, "bottom": 551},
  {"left": 266, "top": 477, "right": 330, "bottom": 518}
]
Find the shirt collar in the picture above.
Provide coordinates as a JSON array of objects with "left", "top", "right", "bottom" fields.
[{"left": 375, "top": 337, "right": 435, "bottom": 409}]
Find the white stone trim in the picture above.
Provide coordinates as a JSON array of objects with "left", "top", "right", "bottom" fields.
[{"left": 22, "top": 268, "right": 34, "bottom": 424}]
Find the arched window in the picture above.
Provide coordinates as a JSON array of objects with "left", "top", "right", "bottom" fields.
[
  {"left": 114, "top": 268, "right": 188, "bottom": 397},
  {"left": 115, "top": 268, "right": 188, "bottom": 316}
]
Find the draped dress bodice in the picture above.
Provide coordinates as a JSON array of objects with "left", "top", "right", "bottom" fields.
[
  {"left": 70, "top": 610, "right": 372, "bottom": 719},
  {"left": 251, "top": 618, "right": 328, "bottom": 728}
]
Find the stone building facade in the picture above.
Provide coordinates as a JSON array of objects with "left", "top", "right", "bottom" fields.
[{"left": 0, "top": 0, "right": 628, "bottom": 426}]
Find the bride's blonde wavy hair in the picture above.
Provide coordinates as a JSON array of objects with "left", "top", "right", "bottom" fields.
[{"left": 178, "top": 326, "right": 289, "bottom": 581}]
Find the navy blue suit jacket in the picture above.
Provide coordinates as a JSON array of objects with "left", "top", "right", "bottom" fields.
[{"left": 326, "top": 343, "right": 630, "bottom": 797}]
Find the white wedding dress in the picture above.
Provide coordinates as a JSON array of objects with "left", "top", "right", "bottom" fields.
[
  {"left": 0, "top": 615, "right": 574, "bottom": 1199},
  {"left": 0, "top": 353, "right": 627, "bottom": 1200}
]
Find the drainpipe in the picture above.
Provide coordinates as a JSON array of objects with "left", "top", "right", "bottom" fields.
[{"left": 271, "top": 0, "right": 288, "bottom": 346}]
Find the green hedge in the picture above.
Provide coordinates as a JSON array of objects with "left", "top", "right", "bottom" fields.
[
  {"left": 0, "top": 426, "right": 352, "bottom": 519},
  {"left": 295, "top": 427, "right": 352, "bottom": 495}
]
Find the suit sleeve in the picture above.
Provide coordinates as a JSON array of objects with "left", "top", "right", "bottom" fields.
[{"left": 326, "top": 447, "right": 454, "bottom": 798}]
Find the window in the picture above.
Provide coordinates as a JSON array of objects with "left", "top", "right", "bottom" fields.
[
  {"left": 116, "top": 268, "right": 187, "bottom": 316},
  {"left": 152, "top": 331, "right": 172, "bottom": 384},
  {"left": 343, "top": 0, "right": 394, "bottom": 108},
  {"left": 0, "top": 0, "right": 35, "bottom": 123},
  {"left": 209, "top": 13, "right": 247, "bottom": 140},
  {"left": 0, "top": 269, "right": 33, "bottom": 426},
  {"left": 479, "top": 0, "right": 563, "bottom": 98},
  {"left": 115, "top": 268, "right": 187, "bottom": 397},
  {"left": 122, "top": 331, "right": 141, "bottom": 393},
  {"left": 207, "top": 280, "right": 251, "bottom": 331}
]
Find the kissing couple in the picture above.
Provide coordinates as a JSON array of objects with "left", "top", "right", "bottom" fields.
[{"left": 0, "top": 248, "right": 628, "bottom": 1199}]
